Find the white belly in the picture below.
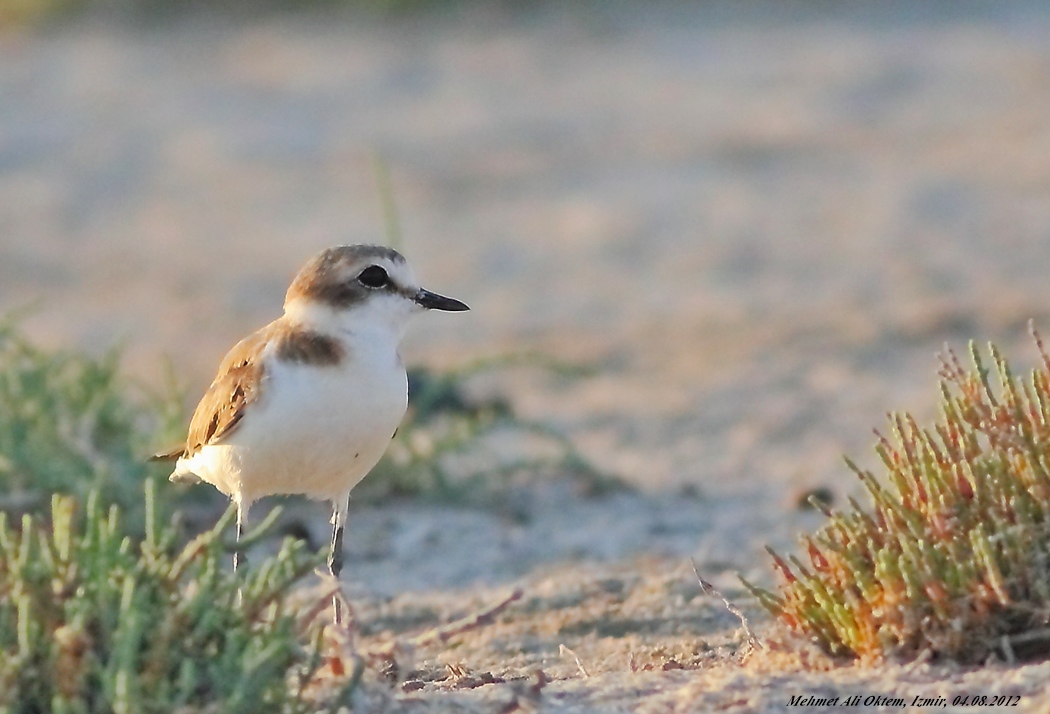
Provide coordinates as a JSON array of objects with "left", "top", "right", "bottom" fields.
[{"left": 178, "top": 346, "right": 408, "bottom": 506}]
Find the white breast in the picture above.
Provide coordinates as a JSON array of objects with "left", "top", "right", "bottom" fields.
[{"left": 181, "top": 334, "right": 408, "bottom": 507}]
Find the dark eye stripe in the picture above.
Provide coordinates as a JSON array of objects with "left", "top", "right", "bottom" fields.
[{"left": 358, "top": 265, "right": 389, "bottom": 288}]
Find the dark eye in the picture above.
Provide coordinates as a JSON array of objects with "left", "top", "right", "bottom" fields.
[{"left": 357, "top": 266, "right": 389, "bottom": 288}]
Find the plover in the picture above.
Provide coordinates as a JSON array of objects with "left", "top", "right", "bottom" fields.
[{"left": 154, "top": 245, "right": 468, "bottom": 621}]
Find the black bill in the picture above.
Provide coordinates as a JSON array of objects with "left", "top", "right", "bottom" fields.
[{"left": 414, "top": 288, "right": 470, "bottom": 312}]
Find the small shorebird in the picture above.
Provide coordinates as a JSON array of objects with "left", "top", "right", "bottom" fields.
[{"left": 154, "top": 245, "right": 468, "bottom": 622}]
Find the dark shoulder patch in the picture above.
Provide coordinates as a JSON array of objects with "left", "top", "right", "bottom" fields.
[{"left": 276, "top": 329, "right": 344, "bottom": 366}]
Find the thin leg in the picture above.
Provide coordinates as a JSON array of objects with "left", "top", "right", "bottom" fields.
[
  {"left": 329, "top": 494, "right": 350, "bottom": 625},
  {"left": 233, "top": 499, "right": 249, "bottom": 609},
  {"left": 234, "top": 499, "right": 249, "bottom": 573}
]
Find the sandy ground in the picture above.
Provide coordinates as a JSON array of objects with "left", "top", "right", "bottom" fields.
[{"left": 4, "top": 1, "right": 1050, "bottom": 710}]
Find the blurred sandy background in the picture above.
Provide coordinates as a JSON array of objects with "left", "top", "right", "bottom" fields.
[
  {"left": 5, "top": 1, "right": 1050, "bottom": 505},
  {"left": 5, "top": 2, "right": 1050, "bottom": 708}
]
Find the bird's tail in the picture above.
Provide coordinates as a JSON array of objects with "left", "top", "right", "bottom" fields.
[
  {"left": 148, "top": 446, "right": 201, "bottom": 484},
  {"left": 149, "top": 445, "right": 186, "bottom": 462}
]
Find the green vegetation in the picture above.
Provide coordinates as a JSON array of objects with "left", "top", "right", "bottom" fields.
[
  {"left": 0, "top": 483, "right": 342, "bottom": 713},
  {"left": 745, "top": 333, "right": 1050, "bottom": 663},
  {"left": 0, "top": 322, "right": 182, "bottom": 532},
  {"left": 358, "top": 358, "right": 619, "bottom": 506}
]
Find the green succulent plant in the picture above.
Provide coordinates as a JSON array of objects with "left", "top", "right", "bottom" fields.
[
  {"left": 0, "top": 481, "right": 339, "bottom": 713},
  {"left": 745, "top": 331, "right": 1050, "bottom": 662},
  {"left": 0, "top": 321, "right": 183, "bottom": 532}
]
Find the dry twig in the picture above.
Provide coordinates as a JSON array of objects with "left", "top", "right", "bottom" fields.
[
  {"left": 558, "top": 644, "right": 590, "bottom": 678},
  {"left": 410, "top": 588, "right": 523, "bottom": 648},
  {"left": 690, "top": 558, "right": 762, "bottom": 651}
]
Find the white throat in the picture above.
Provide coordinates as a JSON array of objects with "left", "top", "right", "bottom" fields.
[{"left": 284, "top": 296, "right": 416, "bottom": 347}]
